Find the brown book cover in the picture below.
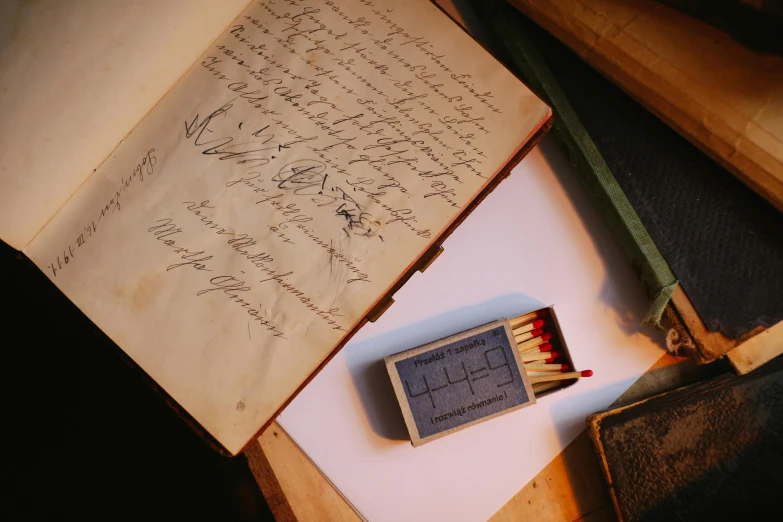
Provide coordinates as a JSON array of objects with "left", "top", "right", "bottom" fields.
[{"left": 587, "top": 355, "right": 783, "bottom": 522}]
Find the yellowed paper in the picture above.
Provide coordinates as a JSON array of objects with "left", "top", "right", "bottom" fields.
[
  {"left": 25, "top": 0, "right": 549, "bottom": 454},
  {"left": 0, "top": 0, "right": 251, "bottom": 249}
]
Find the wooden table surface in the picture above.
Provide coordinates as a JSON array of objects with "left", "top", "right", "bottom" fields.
[
  {"left": 245, "top": 353, "right": 724, "bottom": 521},
  {"left": 242, "top": 2, "right": 729, "bottom": 519}
]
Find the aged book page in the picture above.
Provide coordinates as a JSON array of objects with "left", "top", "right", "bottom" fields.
[
  {"left": 0, "top": 0, "right": 250, "bottom": 249},
  {"left": 25, "top": 0, "right": 550, "bottom": 454}
]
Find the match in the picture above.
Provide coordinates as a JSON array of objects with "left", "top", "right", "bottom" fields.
[
  {"left": 512, "top": 319, "right": 545, "bottom": 336},
  {"left": 517, "top": 332, "right": 552, "bottom": 352},
  {"left": 529, "top": 370, "right": 593, "bottom": 385},
  {"left": 524, "top": 363, "right": 569, "bottom": 372},
  {"left": 521, "top": 349, "right": 562, "bottom": 363},
  {"left": 509, "top": 309, "right": 547, "bottom": 329},
  {"left": 514, "top": 328, "right": 544, "bottom": 343},
  {"left": 531, "top": 381, "right": 563, "bottom": 395},
  {"left": 520, "top": 342, "right": 552, "bottom": 355}
]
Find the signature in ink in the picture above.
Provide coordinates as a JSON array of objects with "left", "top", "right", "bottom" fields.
[
  {"left": 272, "top": 160, "right": 380, "bottom": 237},
  {"left": 184, "top": 99, "right": 282, "bottom": 168},
  {"left": 272, "top": 159, "right": 329, "bottom": 197}
]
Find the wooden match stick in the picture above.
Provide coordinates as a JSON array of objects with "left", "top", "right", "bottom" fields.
[
  {"left": 521, "top": 350, "right": 561, "bottom": 363},
  {"left": 517, "top": 333, "right": 552, "bottom": 352},
  {"left": 514, "top": 328, "right": 544, "bottom": 343},
  {"left": 532, "top": 381, "right": 563, "bottom": 395},
  {"left": 512, "top": 319, "right": 545, "bottom": 335},
  {"left": 524, "top": 363, "right": 568, "bottom": 372},
  {"left": 520, "top": 342, "right": 552, "bottom": 355},
  {"left": 529, "top": 370, "right": 593, "bottom": 384},
  {"left": 509, "top": 309, "right": 547, "bottom": 329},
  {"left": 531, "top": 354, "right": 557, "bottom": 364}
]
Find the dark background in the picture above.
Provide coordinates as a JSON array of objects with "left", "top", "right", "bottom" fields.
[{"left": 1, "top": 241, "right": 273, "bottom": 521}]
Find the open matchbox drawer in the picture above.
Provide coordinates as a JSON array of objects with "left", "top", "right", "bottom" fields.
[{"left": 385, "top": 306, "right": 577, "bottom": 446}]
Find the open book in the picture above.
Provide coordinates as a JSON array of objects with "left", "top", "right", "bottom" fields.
[{"left": 0, "top": 0, "right": 550, "bottom": 455}]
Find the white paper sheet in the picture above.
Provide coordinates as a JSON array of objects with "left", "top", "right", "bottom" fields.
[{"left": 278, "top": 137, "right": 665, "bottom": 522}]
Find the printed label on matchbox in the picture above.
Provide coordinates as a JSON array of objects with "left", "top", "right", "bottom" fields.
[{"left": 394, "top": 325, "right": 530, "bottom": 439}]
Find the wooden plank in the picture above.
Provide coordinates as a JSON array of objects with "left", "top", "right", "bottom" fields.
[
  {"left": 667, "top": 286, "right": 737, "bottom": 362},
  {"left": 489, "top": 431, "right": 613, "bottom": 522},
  {"left": 253, "top": 423, "right": 360, "bottom": 522},
  {"left": 667, "top": 284, "right": 782, "bottom": 371},
  {"left": 244, "top": 440, "right": 298, "bottom": 522},
  {"left": 507, "top": 0, "right": 783, "bottom": 211},
  {"left": 727, "top": 320, "right": 783, "bottom": 374}
]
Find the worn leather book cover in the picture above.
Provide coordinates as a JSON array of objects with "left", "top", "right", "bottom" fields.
[
  {"left": 460, "top": 0, "right": 783, "bottom": 367},
  {"left": 587, "top": 355, "right": 783, "bottom": 522}
]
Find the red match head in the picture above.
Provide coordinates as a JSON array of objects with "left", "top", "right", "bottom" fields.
[
  {"left": 581, "top": 370, "right": 593, "bottom": 377},
  {"left": 560, "top": 364, "right": 570, "bottom": 371},
  {"left": 539, "top": 343, "right": 552, "bottom": 352},
  {"left": 532, "top": 319, "right": 545, "bottom": 328},
  {"left": 530, "top": 328, "right": 544, "bottom": 337},
  {"left": 544, "top": 350, "right": 563, "bottom": 363},
  {"left": 541, "top": 332, "right": 552, "bottom": 342}
]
